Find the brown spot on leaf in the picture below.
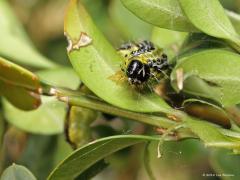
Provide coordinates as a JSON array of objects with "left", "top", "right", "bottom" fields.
[
  {"left": 64, "top": 32, "right": 73, "bottom": 53},
  {"left": 31, "top": 75, "right": 38, "bottom": 81},
  {"left": 29, "top": 91, "right": 41, "bottom": 108},
  {"left": 167, "top": 114, "right": 181, "bottom": 122},
  {"left": 64, "top": 32, "right": 92, "bottom": 53}
]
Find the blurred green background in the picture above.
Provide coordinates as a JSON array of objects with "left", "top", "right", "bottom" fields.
[{"left": 1, "top": 0, "right": 240, "bottom": 179}]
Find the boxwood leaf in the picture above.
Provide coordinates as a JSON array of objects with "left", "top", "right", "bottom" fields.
[
  {"left": 226, "top": 10, "right": 240, "bottom": 34},
  {"left": 48, "top": 135, "right": 157, "bottom": 180},
  {"left": 3, "top": 97, "right": 65, "bottom": 134},
  {"left": 171, "top": 49, "right": 240, "bottom": 107},
  {"left": 0, "top": 164, "right": 36, "bottom": 180},
  {"left": 109, "top": 0, "right": 152, "bottom": 40},
  {"left": 38, "top": 68, "right": 80, "bottom": 90},
  {"left": 0, "top": 57, "right": 40, "bottom": 91},
  {"left": 121, "top": 0, "right": 240, "bottom": 36},
  {"left": 0, "top": 1, "right": 57, "bottom": 68},
  {"left": 186, "top": 118, "right": 240, "bottom": 152},
  {"left": 3, "top": 68, "right": 81, "bottom": 134},
  {"left": 0, "top": 56, "right": 41, "bottom": 110},
  {"left": 121, "top": 0, "right": 198, "bottom": 32},
  {"left": 64, "top": 0, "right": 172, "bottom": 113},
  {"left": 179, "top": 0, "right": 240, "bottom": 46},
  {"left": 0, "top": 82, "right": 41, "bottom": 111}
]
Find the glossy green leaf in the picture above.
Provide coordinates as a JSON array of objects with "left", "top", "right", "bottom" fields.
[
  {"left": 3, "top": 68, "right": 80, "bottom": 134},
  {"left": 121, "top": 0, "right": 198, "bottom": 32},
  {"left": 179, "top": 0, "right": 240, "bottom": 46},
  {"left": 0, "top": 164, "right": 36, "bottom": 180},
  {"left": 48, "top": 135, "right": 157, "bottom": 180},
  {"left": 64, "top": 0, "right": 172, "bottom": 113},
  {"left": 0, "top": 57, "right": 41, "bottom": 110},
  {"left": 171, "top": 49, "right": 240, "bottom": 107},
  {"left": 0, "top": 1, "right": 57, "bottom": 68},
  {"left": 109, "top": 0, "right": 152, "bottom": 40}
]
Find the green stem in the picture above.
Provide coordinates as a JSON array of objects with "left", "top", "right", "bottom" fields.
[
  {"left": 56, "top": 91, "right": 176, "bottom": 129},
  {"left": 42, "top": 86, "right": 240, "bottom": 141}
]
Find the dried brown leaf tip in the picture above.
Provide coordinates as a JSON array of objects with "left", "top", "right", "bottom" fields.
[{"left": 64, "top": 32, "right": 92, "bottom": 53}]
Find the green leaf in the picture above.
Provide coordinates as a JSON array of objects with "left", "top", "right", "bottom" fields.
[
  {"left": 226, "top": 10, "right": 240, "bottom": 35},
  {"left": 186, "top": 118, "right": 240, "bottom": 152},
  {"left": 0, "top": 57, "right": 41, "bottom": 110},
  {"left": 0, "top": 164, "right": 36, "bottom": 180},
  {"left": 109, "top": 0, "right": 152, "bottom": 40},
  {"left": 151, "top": 27, "right": 187, "bottom": 48},
  {"left": 0, "top": 1, "right": 57, "bottom": 69},
  {"left": 210, "top": 149, "right": 240, "bottom": 179},
  {"left": 3, "top": 97, "right": 65, "bottom": 134},
  {"left": 180, "top": 33, "right": 228, "bottom": 54},
  {"left": 2, "top": 68, "right": 81, "bottom": 134},
  {"left": 121, "top": 0, "right": 240, "bottom": 37},
  {"left": 151, "top": 27, "right": 187, "bottom": 61},
  {"left": 64, "top": 0, "right": 172, "bottom": 113},
  {"left": 48, "top": 135, "right": 157, "bottom": 180},
  {"left": 66, "top": 106, "right": 98, "bottom": 148},
  {"left": 121, "top": 0, "right": 198, "bottom": 32},
  {"left": 82, "top": 0, "right": 119, "bottom": 43},
  {"left": 53, "top": 135, "right": 73, "bottom": 166},
  {"left": 171, "top": 49, "right": 240, "bottom": 107},
  {"left": 75, "top": 160, "right": 108, "bottom": 180},
  {"left": 0, "top": 82, "right": 41, "bottom": 111},
  {"left": 179, "top": 0, "right": 240, "bottom": 46},
  {"left": 18, "top": 135, "right": 58, "bottom": 180},
  {"left": 0, "top": 57, "right": 40, "bottom": 91},
  {"left": 37, "top": 68, "right": 81, "bottom": 90}
]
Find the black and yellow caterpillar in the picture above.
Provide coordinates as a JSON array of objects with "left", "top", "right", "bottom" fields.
[{"left": 111, "top": 40, "right": 170, "bottom": 86}]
